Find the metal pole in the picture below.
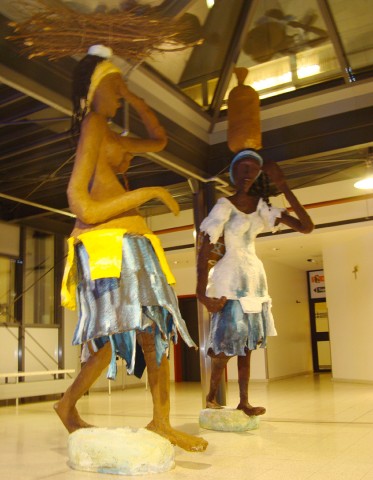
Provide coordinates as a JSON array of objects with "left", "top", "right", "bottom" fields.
[{"left": 190, "top": 179, "right": 226, "bottom": 407}]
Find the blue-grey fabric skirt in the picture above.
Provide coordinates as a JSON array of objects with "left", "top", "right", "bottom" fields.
[
  {"left": 72, "top": 234, "right": 196, "bottom": 379},
  {"left": 208, "top": 300, "right": 271, "bottom": 356}
]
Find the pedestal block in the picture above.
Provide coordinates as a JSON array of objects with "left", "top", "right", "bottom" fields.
[
  {"left": 68, "top": 427, "right": 175, "bottom": 475},
  {"left": 199, "top": 408, "right": 260, "bottom": 432}
]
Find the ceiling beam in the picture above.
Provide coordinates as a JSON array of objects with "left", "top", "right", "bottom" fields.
[
  {"left": 316, "top": 0, "right": 356, "bottom": 84},
  {"left": 0, "top": 192, "right": 75, "bottom": 218},
  {"left": 0, "top": 64, "right": 72, "bottom": 116}
]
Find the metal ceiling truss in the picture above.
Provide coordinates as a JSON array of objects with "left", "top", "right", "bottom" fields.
[{"left": 316, "top": 0, "right": 356, "bottom": 84}]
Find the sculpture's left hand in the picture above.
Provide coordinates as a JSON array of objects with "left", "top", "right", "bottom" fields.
[{"left": 262, "top": 159, "right": 286, "bottom": 188}]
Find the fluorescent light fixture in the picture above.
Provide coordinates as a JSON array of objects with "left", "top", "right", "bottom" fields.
[
  {"left": 258, "top": 86, "right": 295, "bottom": 99},
  {"left": 252, "top": 72, "right": 292, "bottom": 91},
  {"left": 297, "top": 64, "right": 320, "bottom": 79}
]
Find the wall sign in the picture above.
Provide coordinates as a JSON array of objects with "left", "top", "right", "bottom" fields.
[{"left": 308, "top": 270, "right": 325, "bottom": 299}]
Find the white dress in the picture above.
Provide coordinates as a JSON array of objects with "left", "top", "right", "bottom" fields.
[{"left": 200, "top": 197, "right": 284, "bottom": 355}]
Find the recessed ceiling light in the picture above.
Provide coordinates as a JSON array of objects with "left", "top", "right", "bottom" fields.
[{"left": 354, "top": 159, "right": 373, "bottom": 190}]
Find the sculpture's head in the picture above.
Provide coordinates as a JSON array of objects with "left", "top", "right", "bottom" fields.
[
  {"left": 72, "top": 45, "right": 122, "bottom": 131},
  {"left": 229, "top": 149, "right": 263, "bottom": 185}
]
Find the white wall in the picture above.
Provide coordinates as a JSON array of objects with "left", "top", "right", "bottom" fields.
[
  {"left": 147, "top": 209, "right": 194, "bottom": 233},
  {"left": 164, "top": 248, "right": 196, "bottom": 296},
  {"left": 265, "top": 259, "right": 313, "bottom": 380},
  {"left": 323, "top": 227, "right": 373, "bottom": 382},
  {"left": 227, "top": 348, "right": 267, "bottom": 382}
]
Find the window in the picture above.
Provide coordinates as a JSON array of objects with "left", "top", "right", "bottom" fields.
[
  {"left": 23, "top": 229, "right": 55, "bottom": 325},
  {"left": 0, "top": 256, "right": 16, "bottom": 324}
]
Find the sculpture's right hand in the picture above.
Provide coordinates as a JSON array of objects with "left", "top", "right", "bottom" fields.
[
  {"left": 197, "top": 294, "right": 227, "bottom": 313},
  {"left": 155, "top": 187, "right": 180, "bottom": 215}
]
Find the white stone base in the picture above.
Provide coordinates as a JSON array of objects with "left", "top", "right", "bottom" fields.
[
  {"left": 199, "top": 408, "right": 260, "bottom": 432},
  {"left": 68, "top": 427, "right": 175, "bottom": 475}
]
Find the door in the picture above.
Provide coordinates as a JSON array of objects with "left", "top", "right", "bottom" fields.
[{"left": 307, "top": 270, "right": 332, "bottom": 372}]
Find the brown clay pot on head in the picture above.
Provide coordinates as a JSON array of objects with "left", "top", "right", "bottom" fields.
[{"left": 227, "top": 67, "right": 262, "bottom": 154}]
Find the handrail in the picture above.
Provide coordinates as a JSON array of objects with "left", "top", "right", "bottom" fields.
[{"left": 0, "top": 369, "right": 75, "bottom": 380}]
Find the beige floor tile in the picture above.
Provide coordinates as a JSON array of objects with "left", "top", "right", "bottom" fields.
[{"left": 1, "top": 374, "right": 372, "bottom": 480}]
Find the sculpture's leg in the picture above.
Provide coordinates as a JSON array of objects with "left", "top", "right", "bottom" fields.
[
  {"left": 206, "top": 355, "right": 229, "bottom": 409},
  {"left": 139, "top": 330, "right": 208, "bottom": 452},
  {"left": 236, "top": 351, "right": 266, "bottom": 416},
  {"left": 54, "top": 341, "right": 112, "bottom": 432}
]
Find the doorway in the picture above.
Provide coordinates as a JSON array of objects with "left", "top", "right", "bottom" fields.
[
  {"left": 174, "top": 296, "right": 201, "bottom": 382},
  {"left": 307, "top": 270, "right": 332, "bottom": 372}
]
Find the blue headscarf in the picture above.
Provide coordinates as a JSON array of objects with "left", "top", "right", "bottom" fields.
[{"left": 229, "top": 149, "right": 263, "bottom": 184}]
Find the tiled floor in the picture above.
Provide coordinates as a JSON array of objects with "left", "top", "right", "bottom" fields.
[{"left": 1, "top": 374, "right": 373, "bottom": 480}]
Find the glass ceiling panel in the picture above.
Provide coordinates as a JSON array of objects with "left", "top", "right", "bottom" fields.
[
  {"left": 148, "top": 0, "right": 373, "bottom": 112},
  {"left": 229, "top": 0, "right": 342, "bottom": 103},
  {"left": 2, "top": 0, "right": 372, "bottom": 117},
  {"left": 328, "top": 0, "right": 373, "bottom": 73},
  {"left": 146, "top": 0, "right": 245, "bottom": 109}
]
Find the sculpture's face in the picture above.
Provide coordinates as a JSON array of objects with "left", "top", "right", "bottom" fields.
[
  {"left": 233, "top": 157, "right": 262, "bottom": 192},
  {"left": 92, "top": 73, "right": 122, "bottom": 118}
]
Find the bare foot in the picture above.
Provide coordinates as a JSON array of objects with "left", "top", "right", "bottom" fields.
[
  {"left": 146, "top": 420, "right": 208, "bottom": 452},
  {"left": 72, "top": 407, "right": 95, "bottom": 428},
  {"left": 237, "top": 403, "right": 266, "bottom": 416},
  {"left": 206, "top": 399, "right": 224, "bottom": 409},
  {"left": 54, "top": 401, "right": 95, "bottom": 433}
]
